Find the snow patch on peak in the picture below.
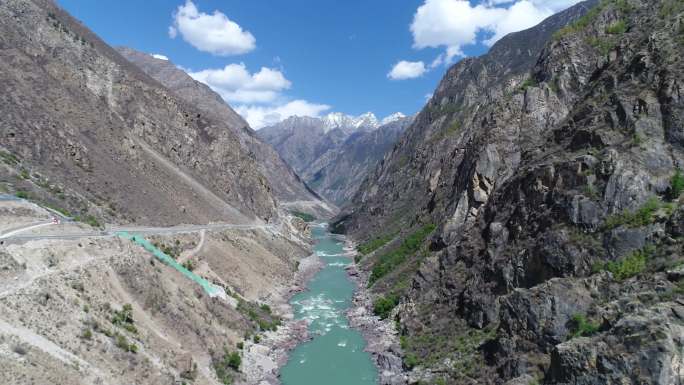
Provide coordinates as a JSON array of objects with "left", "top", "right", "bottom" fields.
[
  {"left": 380, "top": 112, "right": 406, "bottom": 125},
  {"left": 322, "top": 112, "right": 380, "bottom": 132},
  {"left": 354, "top": 112, "right": 379, "bottom": 129}
]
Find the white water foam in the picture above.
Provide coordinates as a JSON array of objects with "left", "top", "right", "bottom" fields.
[{"left": 328, "top": 262, "right": 350, "bottom": 267}]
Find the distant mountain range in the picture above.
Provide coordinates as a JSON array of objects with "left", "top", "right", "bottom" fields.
[
  {"left": 258, "top": 112, "right": 412, "bottom": 205},
  {"left": 319, "top": 111, "right": 406, "bottom": 133}
]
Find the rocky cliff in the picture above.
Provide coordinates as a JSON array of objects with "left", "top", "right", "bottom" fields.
[
  {"left": 259, "top": 114, "right": 412, "bottom": 205},
  {"left": 335, "top": 0, "right": 684, "bottom": 384},
  {"left": 0, "top": 1, "right": 320, "bottom": 384},
  {"left": 0, "top": 0, "right": 277, "bottom": 225},
  {"left": 116, "top": 48, "right": 333, "bottom": 217}
]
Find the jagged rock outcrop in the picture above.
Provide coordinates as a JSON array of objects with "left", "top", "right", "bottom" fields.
[
  {"left": 0, "top": 0, "right": 277, "bottom": 225},
  {"left": 259, "top": 114, "right": 412, "bottom": 205},
  {"left": 335, "top": 0, "right": 684, "bottom": 383},
  {"left": 116, "top": 48, "right": 333, "bottom": 216}
]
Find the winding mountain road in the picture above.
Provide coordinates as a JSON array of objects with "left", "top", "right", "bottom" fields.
[{"left": 0, "top": 221, "right": 275, "bottom": 242}]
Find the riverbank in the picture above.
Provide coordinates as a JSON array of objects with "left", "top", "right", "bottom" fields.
[
  {"left": 241, "top": 250, "right": 324, "bottom": 385},
  {"left": 345, "top": 241, "right": 408, "bottom": 385}
]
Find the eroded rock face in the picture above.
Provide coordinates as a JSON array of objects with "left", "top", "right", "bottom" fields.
[
  {"left": 336, "top": 0, "right": 684, "bottom": 383},
  {"left": 116, "top": 47, "right": 329, "bottom": 211},
  {"left": 547, "top": 297, "right": 684, "bottom": 384},
  {"left": 0, "top": 0, "right": 277, "bottom": 225}
]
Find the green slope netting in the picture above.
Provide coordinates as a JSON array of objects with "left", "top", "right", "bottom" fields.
[{"left": 116, "top": 231, "right": 224, "bottom": 298}]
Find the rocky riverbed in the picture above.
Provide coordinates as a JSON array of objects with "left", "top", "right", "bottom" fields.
[
  {"left": 345, "top": 242, "right": 408, "bottom": 385},
  {"left": 241, "top": 252, "right": 324, "bottom": 385}
]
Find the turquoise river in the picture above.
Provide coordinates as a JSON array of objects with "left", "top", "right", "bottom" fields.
[{"left": 280, "top": 224, "right": 378, "bottom": 385}]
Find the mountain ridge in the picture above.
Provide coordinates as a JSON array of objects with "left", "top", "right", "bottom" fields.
[
  {"left": 0, "top": 0, "right": 283, "bottom": 225},
  {"left": 258, "top": 114, "right": 413, "bottom": 205},
  {"left": 333, "top": 0, "right": 684, "bottom": 383},
  {"left": 115, "top": 47, "right": 336, "bottom": 218}
]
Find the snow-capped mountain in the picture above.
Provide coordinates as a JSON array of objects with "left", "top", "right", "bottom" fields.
[
  {"left": 258, "top": 113, "right": 413, "bottom": 205},
  {"left": 318, "top": 111, "right": 407, "bottom": 133},
  {"left": 380, "top": 112, "right": 406, "bottom": 125},
  {"left": 322, "top": 112, "right": 380, "bottom": 133}
]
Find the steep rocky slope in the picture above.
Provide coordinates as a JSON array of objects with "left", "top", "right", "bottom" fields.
[
  {"left": 0, "top": 1, "right": 322, "bottom": 384},
  {"left": 116, "top": 48, "right": 333, "bottom": 217},
  {"left": 335, "top": 0, "right": 684, "bottom": 384},
  {"left": 259, "top": 114, "right": 411, "bottom": 205},
  {"left": 0, "top": 199, "right": 313, "bottom": 385},
  {"left": 0, "top": 0, "right": 276, "bottom": 226}
]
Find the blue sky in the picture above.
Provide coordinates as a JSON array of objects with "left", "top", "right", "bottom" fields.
[{"left": 57, "top": 0, "right": 581, "bottom": 128}]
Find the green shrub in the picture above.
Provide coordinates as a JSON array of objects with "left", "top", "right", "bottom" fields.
[
  {"left": 357, "top": 233, "right": 396, "bottom": 255},
  {"left": 604, "top": 246, "right": 652, "bottom": 281},
  {"left": 553, "top": 1, "right": 604, "bottom": 39},
  {"left": 0, "top": 151, "right": 19, "bottom": 165},
  {"left": 237, "top": 298, "right": 281, "bottom": 332},
  {"left": 253, "top": 334, "right": 261, "bottom": 343},
  {"left": 75, "top": 214, "right": 102, "bottom": 228},
  {"left": 369, "top": 224, "right": 436, "bottom": 285},
  {"left": 605, "top": 20, "right": 627, "bottom": 34},
  {"left": 227, "top": 352, "right": 241, "bottom": 371},
  {"left": 19, "top": 169, "right": 30, "bottom": 180},
  {"left": 519, "top": 77, "right": 538, "bottom": 91},
  {"left": 587, "top": 36, "right": 616, "bottom": 55},
  {"left": 446, "top": 120, "right": 461, "bottom": 135},
  {"left": 257, "top": 318, "right": 281, "bottom": 331},
  {"left": 669, "top": 169, "right": 684, "bottom": 200},
  {"left": 236, "top": 341, "right": 244, "bottom": 350},
  {"left": 400, "top": 325, "right": 496, "bottom": 378},
  {"left": 15, "top": 191, "right": 29, "bottom": 199},
  {"left": 112, "top": 304, "right": 138, "bottom": 334},
  {"left": 81, "top": 329, "right": 93, "bottom": 340},
  {"left": 114, "top": 333, "right": 137, "bottom": 353},
  {"left": 583, "top": 184, "right": 599, "bottom": 199},
  {"left": 568, "top": 314, "right": 600, "bottom": 338},
  {"left": 659, "top": 0, "right": 684, "bottom": 18},
  {"left": 373, "top": 294, "right": 400, "bottom": 319},
  {"left": 182, "top": 260, "right": 195, "bottom": 271},
  {"left": 44, "top": 203, "right": 70, "bottom": 217},
  {"left": 602, "top": 197, "right": 671, "bottom": 230},
  {"left": 404, "top": 353, "right": 419, "bottom": 369},
  {"left": 290, "top": 211, "right": 315, "bottom": 222},
  {"left": 632, "top": 132, "right": 644, "bottom": 146},
  {"left": 553, "top": 0, "right": 631, "bottom": 40},
  {"left": 213, "top": 349, "right": 241, "bottom": 384},
  {"left": 399, "top": 335, "right": 408, "bottom": 350}
]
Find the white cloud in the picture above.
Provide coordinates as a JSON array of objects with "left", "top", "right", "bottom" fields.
[
  {"left": 189, "top": 63, "right": 291, "bottom": 104},
  {"left": 236, "top": 100, "right": 331, "bottom": 129},
  {"left": 482, "top": 1, "right": 555, "bottom": 45},
  {"left": 169, "top": 0, "right": 255, "bottom": 56},
  {"left": 410, "top": 0, "right": 582, "bottom": 65},
  {"left": 186, "top": 63, "right": 329, "bottom": 128},
  {"left": 151, "top": 54, "right": 169, "bottom": 61},
  {"left": 388, "top": 60, "right": 427, "bottom": 80}
]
